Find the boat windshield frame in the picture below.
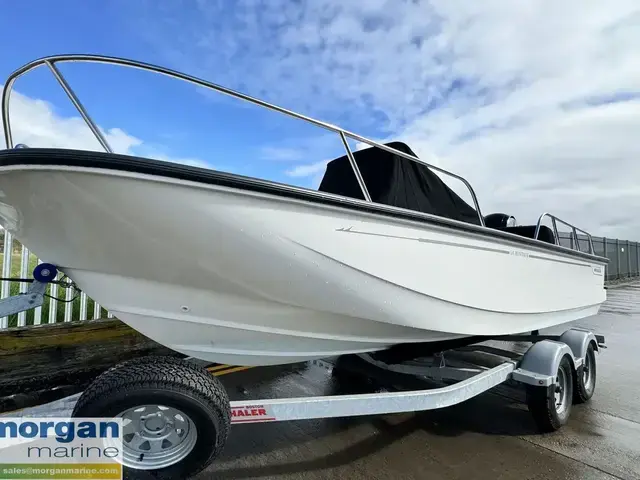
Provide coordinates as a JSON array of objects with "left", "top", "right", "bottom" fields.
[{"left": 1, "top": 54, "right": 485, "bottom": 225}]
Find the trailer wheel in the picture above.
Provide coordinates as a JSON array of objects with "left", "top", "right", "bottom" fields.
[
  {"left": 72, "top": 356, "right": 231, "bottom": 480},
  {"left": 526, "top": 355, "right": 574, "bottom": 433},
  {"left": 573, "top": 342, "right": 597, "bottom": 404}
]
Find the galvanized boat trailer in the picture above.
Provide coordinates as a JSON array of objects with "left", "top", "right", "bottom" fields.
[{"left": 1, "top": 264, "right": 603, "bottom": 479}]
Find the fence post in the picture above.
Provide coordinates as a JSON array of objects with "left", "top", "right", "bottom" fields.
[
  {"left": 17, "top": 244, "right": 30, "bottom": 327},
  {"left": 637, "top": 241, "right": 640, "bottom": 277},
  {"left": 628, "top": 240, "right": 632, "bottom": 278},
  {"left": 603, "top": 237, "right": 608, "bottom": 280},
  {"left": 1, "top": 230, "right": 13, "bottom": 329},
  {"left": 615, "top": 238, "right": 621, "bottom": 279}
]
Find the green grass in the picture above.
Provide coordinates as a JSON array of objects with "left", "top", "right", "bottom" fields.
[{"left": 1, "top": 250, "right": 109, "bottom": 328}]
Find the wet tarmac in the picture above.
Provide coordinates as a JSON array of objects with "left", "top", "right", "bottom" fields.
[
  {"left": 6, "top": 282, "right": 640, "bottom": 479},
  {"left": 203, "top": 281, "right": 640, "bottom": 480}
]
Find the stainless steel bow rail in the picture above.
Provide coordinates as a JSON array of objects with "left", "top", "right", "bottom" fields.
[
  {"left": 534, "top": 212, "right": 596, "bottom": 254},
  {"left": 0, "top": 53, "right": 485, "bottom": 226},
  {"left": 2, "top": 54, "right": 602, "bottom": 256}
]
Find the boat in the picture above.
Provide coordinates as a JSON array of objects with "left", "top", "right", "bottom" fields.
[{"left": 0, "top": 55, "right": 608, "bottom": 366}]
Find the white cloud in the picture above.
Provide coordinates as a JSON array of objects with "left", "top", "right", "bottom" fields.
[
  {"left": 285, "top": 159, "right": 329, "bottom": 178},
  {"left": 1, "top": 86, "right": 209, "bottom": 169},
  {"left": 2, "top": 89, "right": 142, "bottom": 153},
  {"left": 129, "top": 0, "right": 640, "bottom": 239}
]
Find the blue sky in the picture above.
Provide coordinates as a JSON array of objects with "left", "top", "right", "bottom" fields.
[
  {"left": 1, "top": 1, "right": 639, "bottom": 239},
  {"left": 0, "top": 1, "right": 393, "bottom": 188},
  {"left": 0, "top": 1, "right": 410, "bottom": 186}
]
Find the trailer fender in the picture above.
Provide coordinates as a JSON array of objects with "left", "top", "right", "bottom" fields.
[
  {"left": 558, "top": 327, "right": 600, "bottom": 362},
  {"left": 511, "top": 340, "right": 576, "bottom": 387}
]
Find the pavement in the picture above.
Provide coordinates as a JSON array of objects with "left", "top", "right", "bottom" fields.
[{"left": 6, "top": 281, "right": 640, "bottom": 479}]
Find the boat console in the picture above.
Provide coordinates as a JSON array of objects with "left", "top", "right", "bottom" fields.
[{"left": 483, "top": 213, "right": 556, "bottom": 245}]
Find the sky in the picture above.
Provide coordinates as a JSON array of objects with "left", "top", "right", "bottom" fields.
[{"left": 0, "top": 0, "right": 639, "bottom": 240}]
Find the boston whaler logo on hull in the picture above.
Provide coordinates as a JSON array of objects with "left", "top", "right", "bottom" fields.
[{"left": 592, "top": 265, "right": 604, "bottom": 276}]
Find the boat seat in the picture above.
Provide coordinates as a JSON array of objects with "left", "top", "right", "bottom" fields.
[{"left": 494, "top": 225, "right": 557, "bottom": 245}]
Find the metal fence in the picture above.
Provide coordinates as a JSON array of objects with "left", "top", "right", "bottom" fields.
[
  {"left": 1, "top": 230, "right": 113, "bottom": 329},
  {"left": 1, "top": 228, "right": 638, "bottom": 330},
  {"left": 557, "top": 233, "right": 640, "bottom": 281}
]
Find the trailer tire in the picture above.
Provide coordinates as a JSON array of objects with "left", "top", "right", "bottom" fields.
[
  {"left": 72, "top": 356, "right": 231, "bottom": 480},
  {"left": 526, "top": 354, "right": 574, "bottom": 433},
  {"left": 573, "top": 342, "right": 597, "bottom": 404}
]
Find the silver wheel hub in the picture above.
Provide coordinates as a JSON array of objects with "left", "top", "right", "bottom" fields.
[
  {"left": 554, "top": 368, "right": 569, "bottom": 416},
  {"left": 583, "top": 351, "right": 595, "bottom": 392},
  {"left": 117, "top": 405, "right": 197, "bottom": 470}
]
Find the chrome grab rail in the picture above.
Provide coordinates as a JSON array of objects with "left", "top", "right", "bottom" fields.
[
  {"left": 1, "top": 54, "right": 484, "bottom": 225},
  {"left": 534, "top": 213, "right": 595, "bottom": 254}
]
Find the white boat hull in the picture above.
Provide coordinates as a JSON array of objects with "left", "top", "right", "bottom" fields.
[{"left": 0, "top": 166, "right": 607, "bottom": 365}]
